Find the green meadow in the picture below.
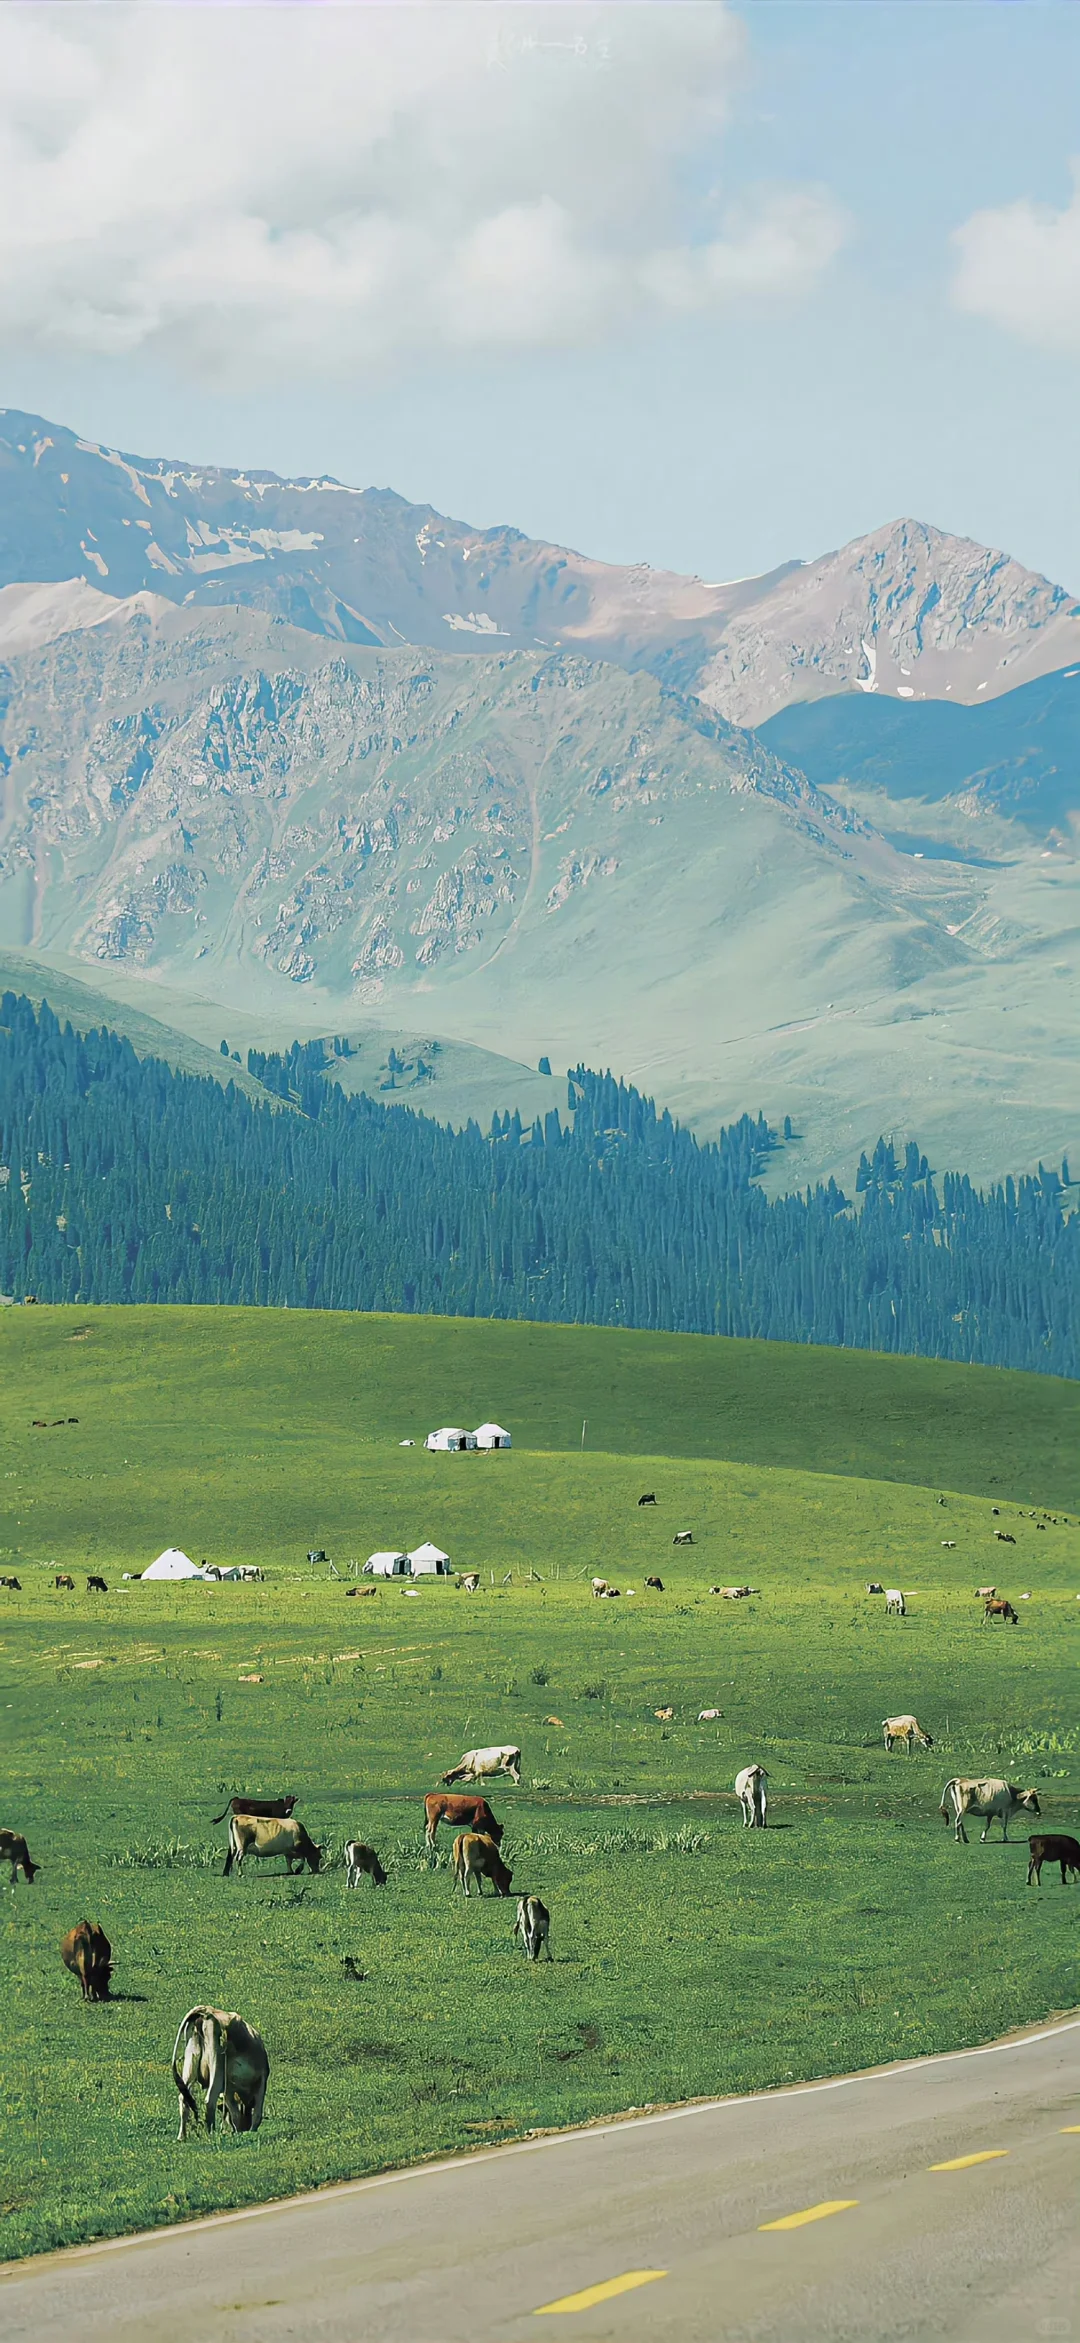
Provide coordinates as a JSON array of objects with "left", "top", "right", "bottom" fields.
[{"left": 1, "top": 1308, "right": 1077, "bottom": 2261}]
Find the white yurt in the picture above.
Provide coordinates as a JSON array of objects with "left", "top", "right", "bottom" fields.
[
  {"left": 142, "top": 1548, "right": 205, "bottom": 1581},
  {"left": 473, "top": 1423, "right": 512, "bottom": 1450},
  {"left": 408, "top": 1542, "right": 453, "bottom": 1577},
  {"left": 363, "top": 1551, "right": 411, "bottom": 1578},
  {"left": 424, "top": 1428, "right": 476, "bottom": 1452}
]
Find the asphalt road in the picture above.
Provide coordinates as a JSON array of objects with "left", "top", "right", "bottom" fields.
[{"left": 4, "top": 2017, "right": 1078, "bottom": 2343}]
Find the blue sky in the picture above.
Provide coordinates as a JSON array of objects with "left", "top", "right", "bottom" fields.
[{"left": 2, "top": 2, "right": 1078, "bottom": 585}]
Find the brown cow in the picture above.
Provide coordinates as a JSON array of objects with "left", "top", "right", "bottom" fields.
[
  {"left": 0, "top": 1829, "right": 38, "bottom": 1885},
  {"left": 453, "top": 1831, "right": 514, "bottom": 1896},
  {"left": 54, "top": 1574, "right": 74, "bottom": 1591},
  {"left": 1026, "top": 1834, "right": 1080, "bottom": 1887},
  {"left": 211, "top": 1793, "right": 297, "bottom": 1825},
  {"left": 984, "top": 1598, "right": 1018, "bottom": 1625},
  {"left": 61, "top": 1919, "right": 112, "bottom": 2000},
  {"left": 424, "top": 1793, "right": 504, "bottom": 1850}
]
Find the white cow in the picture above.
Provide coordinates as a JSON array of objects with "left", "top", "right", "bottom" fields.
[
  {"left": 441, "top": 1744, "right": 522, "bottom": 1787},
  {"left": 940, "top": 1777, "right": 1041, "bottom": 1844},
  {"left": 735, "top": 1764, "right": 768, "bottom": 1828},
  {"left": 172, "top": 2007, "right": 269, "bottom": 2140},
  {"left": 591, "top": 1578, "right": 609, "bottom": 1598},
  {"left": 514, "top": 1895, "right": 552, "bottom": 1961},
  {"left": 884, "top": 1589, "right": 906, "bottom": 1616},
  {"left": 882, "top": 1714, "right": 934, "bottom": 1753}
]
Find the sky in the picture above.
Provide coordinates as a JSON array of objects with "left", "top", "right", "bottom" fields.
[{"left": 2, "top": 1, "right": 1079, "bottom": 587}]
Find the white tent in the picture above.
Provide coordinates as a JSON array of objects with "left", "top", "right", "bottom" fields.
[
  {"left": 142, "top": 1547, "right": 205, "bottom": 1581},
  {"left": 425, "top": 1427, "right": 476, "bottom": 1452},
  {"left": 408, "top": 1542, "right": 453, "bottom": 1577},
  {"left": 474, "top": 1423, "right": 512, "bottom": 1450},
  {"left": 364, "top": 1550, "right": 411, "bottom": 1578}
]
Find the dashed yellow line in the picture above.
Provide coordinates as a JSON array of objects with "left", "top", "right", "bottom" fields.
[
  {"left": 534, "top": 2271, "right": 667, "bottom": 2315},
  {"left": 759, "top": 2199, "right": 859, "bottom": 2231},
  {"left": 1060, "top": 2126, "right": 1080, "bottom": 2134},
  {"left": 929, "top": 2150, "right": 1008, "bottom": 2171}
]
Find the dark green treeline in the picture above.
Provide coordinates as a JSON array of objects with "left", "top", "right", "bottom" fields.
[{"left": 0, "top": 995, "right": 1074, "bottom": 1376}]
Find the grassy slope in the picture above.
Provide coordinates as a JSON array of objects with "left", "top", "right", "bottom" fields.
[{"left": 2, "top": 1307, "right": 1077, "bottom": 2260}]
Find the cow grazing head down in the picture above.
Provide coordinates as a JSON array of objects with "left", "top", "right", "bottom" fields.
[
  {"left": 172, "top": 2007, "right": 269, "bottom": 2140},
  {"left": 0, "top": 1830, "right": 38, "bottom": 1886},
  {"left": 61, "top": 1919, "right": 112, "bottom": 2000}
]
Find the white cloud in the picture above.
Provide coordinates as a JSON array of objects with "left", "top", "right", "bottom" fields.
[
  {"left": 952, "top": 164, "right": 1080, "bottom": 353},
  {"left": 0, "top": 3, "right": 848, "bottom": 383}
]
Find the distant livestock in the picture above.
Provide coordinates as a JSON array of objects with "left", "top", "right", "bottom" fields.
[
  {"left": 1026, "top": 1835, "right": 1080, "bottom": 1887},
  {"left": 885, "top": 1590, "right": 906, "bottom": 1616},
  {"left": 86, "top": 1575, "right": 108, "bottom": 1593},
  {"left": 223, "top": 1816, "right": 321, "bottom": 1877},
  {"left": 645, "top": 1576, "right": 664, "bottom": 1591},
  {"left": 654, "top": 1706, "right": 674, "bottom": 1721},
  {"left": 424, "top": 1794, "right": 504, "bottom": 1849},
  {"left": 441, "top": 1745, "right": 522, "bottom": 1788},
  {"left": 0, "top": 1830, "right": 38, "bottom": 1885},
  {"left": 458, "top": 1574, "right": 481, "bottom": 1593},
  {"left": 453, "top": 1831, "right": 514, "bottom": 1897},
  {"left": 61, "top": 1919, "right": 112, "bottom": 2001},
  {"left": 865, "top": 1582, "right": 885, "bottom": 1595},
  {"left": 882, "top": 1714, "right": 933, "bottom": 1753},
  {"left": 735, "top": 1765, "right": 768, "bottom": 1828},
  {"left": 698, "top": 1708, "right": 723, "bottom": 1722},
  {"left": 941, "top": 1540, "right": 956, "bottom": 1549},
  {"left": 976, "top": 1587, "right": 996, "bottom": 1601},
  {"left": 637, "top": 1493, "right": 657, "bottom": 1506},
  {"left": 995, "top": 1532, "right": 1016, "bottom": 1544},
  {"left": 211, "top": 1794, "right": 297, "bottom": 1825},
  {"left": 514, "top": 1895, "right": 551, "bottom": 1960},
  {"left": 591, "top": 1579, "right": 609, "bottom": 1599},
  {"left": 672, "top": 1532, "right": 693, "bottom": 1548},
  {"left": 54, "top": 1575, "right": 74, "bottom": 1592},
  {"left": 345, "top": 1842, "right": 387, "bottom": 1888},
  {"left": 172, "top": 2008, "right": 269, "bottom": 2140},
  {"left": 712, "top": 1585, "right": 753, "bottom": 1600},
  {"left": 984, "top": 1598, "right": 1018, "bottom": 1625},
  {"left": 0, "top": 1576, "right": 21, "bottom": 1590},
  {"left": 940, "top": 1777, "right": 1040, "bottom": 1843}
]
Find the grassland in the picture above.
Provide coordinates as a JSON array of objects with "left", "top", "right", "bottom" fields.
[{"left": 2, "top": 1307, "right": 1077, "bottom": 2262}]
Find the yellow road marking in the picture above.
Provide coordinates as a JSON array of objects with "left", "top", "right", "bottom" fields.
[
  {"left": 929, "top": 2150, "right": 1009, "bottom": 2171},
  {"left": 534, "top": 2271, "right": 667, "bottom": 2315},
  {"left": 1060, "top": 2126, "right": 1080, "bottom": 2133},
  {"left": 759, "top": 2199, "right": 858, "bottom": 2231}
]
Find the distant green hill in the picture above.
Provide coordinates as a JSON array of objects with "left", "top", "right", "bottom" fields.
[{"left": 2, "top": 1307, "right": 1075, "bottom": 1531}]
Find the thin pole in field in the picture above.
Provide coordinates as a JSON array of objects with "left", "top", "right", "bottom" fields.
[{"left": 581, "top": 1418, "right": 587, "bottom": 1451}]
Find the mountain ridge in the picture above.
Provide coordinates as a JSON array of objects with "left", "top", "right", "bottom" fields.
[{"left": 3, "top": 406, "right": 1078, "bottom": 723}]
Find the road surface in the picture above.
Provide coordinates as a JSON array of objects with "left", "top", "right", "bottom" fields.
[{"left": 3, "top": 2016, "right": 1078, "bottom": 2342}]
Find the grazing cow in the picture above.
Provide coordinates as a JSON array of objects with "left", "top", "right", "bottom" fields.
[
  {"left": 0, "top": 1576, "right": 21, "bottom": 1590},
  {"left": 885, "top": 1589, "right": 906, "bottom": 1616},
  {"left": 882, "top": 1714, "right": 934, "bottom": 1753},
  {"left": 32, "top": 1420, "right": 47, "bottom": 1428},
  {"left": 976, "top": 1587, "right": 996, "bottom": 1601},
  {"left": 637, "top": 1493, "right": 657, "bottom": 1507},
  {"left": 940, "top": 1778, "right": 1040, "bottom": 1843},
  {"left": 61, "top": 1919, "right": 112, "bottom": 2001},
  {"left": 458, "top": 1573, "right": 481, "bottom": 1593},
  {"left": 721, "top": 1586, "right": 753, "bottom": 1600},
  {"left": 941, "top": 1540, "right": 956, "bottom": 1549},
  {"left": 172, "top": 2007, "right": 269, "bottom": 2140},
  {"left": 698, "top": 1708, "right": 723, "bottom": 1721},
  {"left": 984, "top": 1598, "right": 1018, "bottom": 1625},
  {"left": 345, "top": 1585, "right": 378, "bottom": 1598},
  {"left": 223, "top": 1816, "right": 321, "bottom": 1876},
  {"left": 645, "top": 1576, "right": 664, "bottom": 1592},
  {"left": 453, "top": 1831, "right": 514, "bottom": 1897},
  {"left": 1, "top": 1830, "right": 38, "bottom": 1885},
  {"left": 345, "top": 1842, "right": 387, "bottom": 1888},
  {"left": 1026, "top": 1834, "right": 1080, "bottom": 1888},
  {"left": 514, "top": 1895, "right": 551, "bottom": 1960},
  {"left": 865, "top": 1582, "right": 885, "bottom": 1595},
  {"left": 424, "top": 1793, "right": 504, "bottom": 1850},
  {"left": 654, "top": 1706, "right": 674, "bottom": 1721},
  {"left": 995, "top": 1532, "right": 1016, "bottom": 1544},
  {"left": 54, "top": 1574, "right": 74, "bottom": 1591},
  {"left": 86, "top": 1575, "right": 108, "bottom": 1593},
  {"left": 672, "top": 1531, "right": 693, "bottom": 1547},
  {"left": 441, "top": 1745, "right": 522, "bottom": 1788},
  {"left": 211, "top": 1793, "right": 297, "bottom": 1825},
  {"left": 600, "top": 1586, "right": 621, "bottom": 1598},
  {"left": 591, "top": 1578, "right": 609, "bottom": 1598},
  {"left": 735, "top": 1765, "right": 768, "bottom": 1828}
]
